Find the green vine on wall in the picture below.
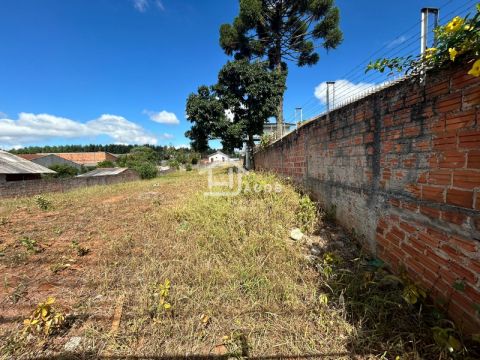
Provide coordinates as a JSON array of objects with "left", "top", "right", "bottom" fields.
[{"left": 366, "top": 4, "right": 480, "bottom": 78}]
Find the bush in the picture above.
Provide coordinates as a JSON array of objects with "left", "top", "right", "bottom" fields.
[
  {"left": 186, "top": 164, "right": 193, "bottom": 171},
  {"left": 97, "top": 160, "right": 115, "bottom": 168},
  {"left": 191, "top": 157, "right": 199, "bottom": 165},
  {"left": 48, "top": 164, "right": 79, "bottom": 178},
  {"left": 134, "top": 162, "right": 158, "bottom": 179},
  {"left": 168, "top": 159, "right": 180, "bottom": 170}
]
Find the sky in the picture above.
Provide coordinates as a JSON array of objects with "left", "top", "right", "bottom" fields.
[{"left": 0, "top": 0, "right": 474, "bottom": 150}]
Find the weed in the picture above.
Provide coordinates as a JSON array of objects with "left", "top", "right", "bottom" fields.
[
  {"left": 71, "top": 240, "right": 90, "bottom": 256},
  {"left": 9, "top": 283, "right": 27, "bottom": 304},
  {"left": 35, "top": 196, "right": 52, "bottom": 211},
  {"left": 23, "top": 297, "right": 65, "bottom": 336},
  {"left": 50, "top": 263, "right": 70, "bottom": 274},
  {"left": 19, "top": 237, "right": 42, "bottom": 254},
  {"left": 296, "top": 195, "right": 317, "bottom": 234},
  {"left": 148, "top": 279, "right": 173, "bottom": 320}
]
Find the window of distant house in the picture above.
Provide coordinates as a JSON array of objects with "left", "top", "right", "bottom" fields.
[
  {"left": 210, "top": 158, "right": 213, "bottom": 162},
  {"left": 222, "top": 157, "right": 225, "bottom": 161}
]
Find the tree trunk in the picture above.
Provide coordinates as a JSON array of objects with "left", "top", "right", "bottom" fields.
[
  {"left": 246, "top": 134, "right": 255, "bottom": 170},
  {"left": 275, "top": 61, "right": 284, "bottom": 139}
]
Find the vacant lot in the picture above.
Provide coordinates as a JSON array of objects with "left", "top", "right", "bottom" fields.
[{"left": 0, "top": 170, "right": 478, "bottom": 359}]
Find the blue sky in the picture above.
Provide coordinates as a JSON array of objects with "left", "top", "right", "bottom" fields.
[{"left": 0, "top": 0, "right": 474, "bottom": 150}]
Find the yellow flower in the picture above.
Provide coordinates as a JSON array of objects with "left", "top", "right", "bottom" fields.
[
  {"left": 446, "top": 16, "right": 464, "bottom": 32},
  {"left": 425, "top": 47, "right": 437, "bottom": 59},
  {"left": 468, "top": 59, "right": 480, "bottom": 77},
  {"left": 464, "top": 24, "right": 473, "bottom": 31},
  {"left": 449, "top": 48, "right": 458, "bottom": 61}
]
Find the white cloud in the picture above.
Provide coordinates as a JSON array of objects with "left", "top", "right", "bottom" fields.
[
  {"left": 143, "top": 110, "right": 180, "bottom": 125},
  {"left": 132, "top": 0, "right": 165, "bottom": 12},
  {"left": 0, "top": 112, "right": 158, "bottom": 147},
  {"left": 314, "top": 80, "right": 377, "bottom": 105},
  {"left": 386, "top": 35, "right": 407, "bottom": 49},
  {"left": 133, "top": 0, "right": 149, "bottom": 12},
  {"left": 160, "top": 133, "right": 174, "bottom": 140}
]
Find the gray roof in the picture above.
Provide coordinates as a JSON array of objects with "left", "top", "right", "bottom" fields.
[
  {"left": 77, "top": 168, "right": 129, "bottom": 177},
  {"left": 0, "top": 150, "right": 56, "bottom": 174}
]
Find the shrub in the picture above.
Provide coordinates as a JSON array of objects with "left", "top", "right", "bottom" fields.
[
  {"left": 48, "top": 164, "right": 79, "bottom": 178},
  {"left": 23, "top": 297, "right": 65, "bottom": 336},
  {"left": 186, "top": 164, "right": 193, "bottom": 171},
  {"left": 35, "top": 196, "right": 52, "bottom": 211},
  {"left": 97, "top": 160, "right": 115, "bottom": 168},
  {"left": 134, "top": 162, "right": 158, "bottom": 179},
  {"left": 191, "top": 157, "right": 199, "bottom": 165},
  {"left": 296, "top": 195, "right": 317, "bottom": 233},
  {"left": 168, "top": 159, "right": 180, "bottom": 170}
]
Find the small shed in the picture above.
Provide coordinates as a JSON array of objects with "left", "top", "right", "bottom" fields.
[{"left": 0, "top": 150, "right": 56, "bottom": 183}]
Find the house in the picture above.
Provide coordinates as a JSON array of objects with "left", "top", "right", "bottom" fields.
[
  {"left": 0, "top": 150, "right": 56, "bottom": 183},
  {"left": 17, "top": 154, "right": 83, "bottom": 170},
  {"left": 45, "top": 152, "right": 118, "bottom": 167},
  {"left": 208, "top": 151, "right": 231, "bottom": 163},
  {"left": 76, "top": 168, "right": 135, "bottom": 178}
]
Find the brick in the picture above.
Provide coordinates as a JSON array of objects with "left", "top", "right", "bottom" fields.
[
  {"left": 463, "top": 85, "right": 480, "bottom": 108},
  {"left": 406, "top": 184, "right": 421, "bottom": 198},
  {"left": 436, "top": 93, "right": 462, "bottom": 113},
  {"left": 467, "top": 150, "right": 480, "bottom": 169},
  {"left": 400, "top": 200, "right": 419, "bottom": 212},
  {"left": 441, "top": 210, "right": 467, "bottom": 225},
  {"left": 403, "top": 124, "right": 421, "bottom": 137},
  {"left": 426, "top": 80, "right": 450, "bottom": 98},
  {"left": 433, "top": 132, "right": 457, "bottom": 150},
  {"left": 445, "top": 110, "right": 476, "bottom": 132},
  {"left": 450, "top": 235, "right": 477, "bottom": 253},
  {"left": 446, "top": 188, "right": 473, "bottom": 208},
  {"left": 420, "top": 205, "right": 441, "bottom": 219},
  {"left": 428, "top": 170, "right": 452, "bottom": 186},
  {"left": 438, "top": 150, "right": 466, "bottom": 169},
  {"left": 452, "top": 170, "right": 480, "bottom": 190},
  {"left": 422, "top": 185, "right": 445, "bottom": 203},
  {"left": 459, "top": 130, "right": 480, "bottom": 149},
  {"left": 399, "top": 221, "right": 417, "bottom": 234}
]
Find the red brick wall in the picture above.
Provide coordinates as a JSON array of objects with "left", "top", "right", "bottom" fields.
[
  {"left": 255, "top": 62, "right": 480, "bottom": 333},
  {"left": 0, "top": 170, "right": 140, "bottom": 199}
]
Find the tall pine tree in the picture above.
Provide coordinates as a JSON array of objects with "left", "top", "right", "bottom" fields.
[{"left": 220, "top": 0, "right": 343, "bottom": 136}]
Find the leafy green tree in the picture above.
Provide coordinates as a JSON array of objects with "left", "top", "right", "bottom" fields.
[
  {"left": 185, "top": 86, "right": 228, "bottom": 153},
  {"left": 219, "top": 0, "right": 343, "bottom": 135},
  {"left": 215, "top": 59, "right": 285, "bottom": 161}
]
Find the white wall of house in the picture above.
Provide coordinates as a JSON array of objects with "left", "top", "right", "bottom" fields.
[{"left": 208, "top": 153, "right": 229, "bottom": 163}]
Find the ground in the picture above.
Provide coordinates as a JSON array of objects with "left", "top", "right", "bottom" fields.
[{"left": 0, "top": 170, "right": 478, "bottom": 359}]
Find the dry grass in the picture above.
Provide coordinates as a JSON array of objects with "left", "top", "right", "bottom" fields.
[{"left": 0, "top": 169, "right": 478, "bottom": 359}]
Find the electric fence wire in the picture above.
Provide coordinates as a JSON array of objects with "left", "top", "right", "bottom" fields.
[{"left": 293, "top": 0, "right": 477, "bottom": 124}]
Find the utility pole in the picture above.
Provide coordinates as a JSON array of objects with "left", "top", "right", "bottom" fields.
[
  {"left": 326, "top": 81, "right": 335, "bottom": 119},
  {"left": 420, "top": 8, "right": 439, "bottom": 55},
  {"left": 295, "top": 107, "right": 303, "bottom": 127}
]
